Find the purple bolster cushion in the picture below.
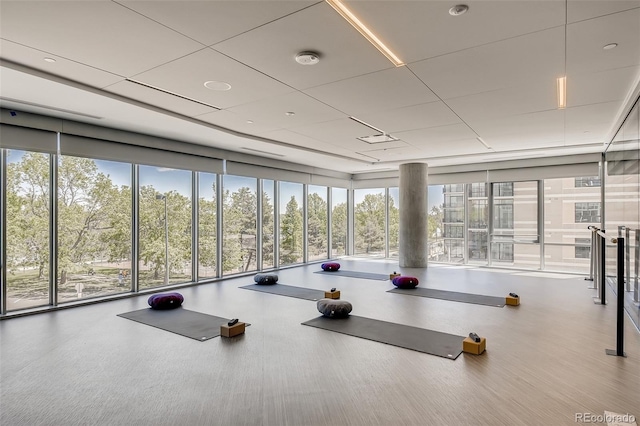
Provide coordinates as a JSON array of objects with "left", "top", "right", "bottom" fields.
[
  {"left": 392, "top": 276, "right": 419, "bottom": 289},
  {"left": 321, "top": 262, "right": 341, "bottom": 272},
  {"left": 148, "top": 292, "right": 184, "bottom": 310}
]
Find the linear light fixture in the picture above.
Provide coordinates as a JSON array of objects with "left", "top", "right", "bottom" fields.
[
  {"left": 325, "top": 0, "right": 404, "bottom": 67},
  {"left": 476, "top": 136, "right": 492, "bottom": 150},
  {"left": 557, "top": 76, "right": 566, "bottom": 109},
  {"left": 349, "top": 115, "right": 385, "bottom": 134}
]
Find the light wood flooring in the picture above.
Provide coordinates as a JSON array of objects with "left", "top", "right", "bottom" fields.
[{"left": 1, "top": 259, "right": 639, "bottom": 426}]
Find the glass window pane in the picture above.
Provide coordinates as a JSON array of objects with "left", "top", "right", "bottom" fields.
[
  {"left": 198, "top": 172, "right": 216, "bottom": 279},
  {"left": 389, "top": 188, "right": 399, "bottom": 258},
  {"left": 279, "top": 182, "right": 304, "bottom": 265},
  {"left": 308, "top": 185, "right": 328, "bottom": 261},
  {"left": 331, "top": 188, "right": 347, "bottom": 257},
  {"left": 139, "top": 165, "right": 192, "bottom": 288},
  {"left": 5, "top": 150, "right": 50, "bottom": 310},
  {"left": 428, "top": 185, "right": 445, "bottom": 261},
  {"left": 58, "top": 156, "right": 132, "bottom": 301},
  {"left": 223, "top": 175, "right": 257, "bottom": 274},
  {"left": 262, "top": 180, "right": 275, "bottom": 269},
  {"left": 354, "top": 189, "right": 386, "bottom": 257}
]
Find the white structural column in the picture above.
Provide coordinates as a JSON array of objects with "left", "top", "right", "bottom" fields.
[{"left": 399, "top": 163, "right": 428, "bottom": 267}]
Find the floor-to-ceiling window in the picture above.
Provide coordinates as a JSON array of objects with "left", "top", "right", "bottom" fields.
[
  {"left": 428, "top": 184, "right": 445, "bottom": 261},
  {"left": 58, "top": 156, "right": 132, "bottom": 301},
  {"left": 468, "top": 183, "right": 488, "bottom": 264},
  {"left": 262, "top": 179, "right": 276, "bottom": 269},
  {"left": 5, "top": 150, "right": 51, "bottom": 310},
  {"left": 354, "top": 188, "right": 386, "bottom": 257},
  {"left": 222, "top": 175, "right": 257, "bottom": 275},
  {"left": 138, "top": 165, "right": 192, "bottom": 288},
  {"left": 279, "top": 181, "right": 303, "bottom": 265},
  {"left": 331, "top": 188, "right": 347, "bottom": 257},
  {"left": 388, "top": 187, "right": 400, "bottom": 258},
  {"left": 198, "top": 172, "right": 217, "bottom": 279},
  {"left": 442, "top": 184, "right": 465, "bottom": 263},
  {"left": 307, "top": 185, "right": 328, "bottom": 261},
  {"left": 543, "top": 176, "right": 601, "bottom": 273},
  {"left": 491, "top": 181, "right": 539, "bottom": 269}
]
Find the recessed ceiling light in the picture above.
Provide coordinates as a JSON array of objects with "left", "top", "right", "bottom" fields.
[
  {"left": 246, "top": 120, "right": 254, "bottom": 124},
  {"left": 204, "top": 81, "right": 231, "bottom": 91},
  {"left": 285, "top": 111, "right": 295, "bottom": 116},
  {"left": 295, "top": 51, "right": 320, "bottom": 65},
  {"left": 603, "top": 43, "right": 618, "bottom": 50},
  {"left": 43, "top": 57, "right": 56, "bottom": 63},
  {"left": 449, "top": 4, "right": 469, "bottom": 16}
]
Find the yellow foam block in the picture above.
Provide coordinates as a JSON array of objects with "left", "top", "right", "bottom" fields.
[
  {"left": 220, "top": 322, "right": 246, "bottom": 338},
  {"left": 506, "top": 295, "right": 520, "bottom": 306},
  {"left": 324, "top": 290, "right": 340, "bottom": 299},
  {"left": 463, "top": 336, "right": 486, "bottom": 355},
  {"left": 390, "top": 273, "right": 401, "bottom": 280}
]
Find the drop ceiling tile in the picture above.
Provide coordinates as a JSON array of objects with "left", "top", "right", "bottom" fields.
[
  {"left": 569, "top": 66, "right": 640, "bottom": 107},
  {"left": 213, "top": 3, "right": 392, "bottom": 90},
  {"left": 363, "top": 139, "right": 486, "bottom": 162},
  {"left": 567, "top": 8, "right": 640, "bottom": 75},
  {"left": 0, "top": 1, "right": 204, "bottom": 76},
  {"left": 119, "top": 1, "right": 315, "bottom": 46},
  {"left": 288, "top": 117, "right": 389, "bottom": 145},
  {"left": 469, "top": 109, "right": 565, "bottom": 138},
  {"left": 565, "top": 101, "right": 623, "bottom": 136},
  {"left": 567, "top": 0, "right": 640, "bottom": 23},
  {"left": 258, "top": 129, "right": 374, "bottom": 162},
  {"left": 227, "top": 91, "right": 345, "bottom": 129},
  {"left": 0, "top": 40, "right": 124, "bottom": 88},
  {"left": 105, "top": 80, "right": 219, "bottom": 117},
  {"left": 356, "top": 101, "right": 462, "bottom": 133},
  {"left": 124, "top": 48, "right": 294, "bottom": 109},
  {"left": 304, "top": 66, "right": 437, "bottom": 116},
  {"left": 345, "top": 0, "right": 566, "bottom": 64},
  {"left": 444, "top": 82, "right": 557, "bottom": 122},
  {"left": 197, "top": 109, "right": 281, "bottom": 135},
  {"left": 393, "top": 123, "right": 478, "bottom": 146},
  {"left": 409, "top": 27, "right": 565, "bottom": 100}
]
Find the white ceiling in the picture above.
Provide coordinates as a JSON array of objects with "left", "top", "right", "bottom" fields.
[{"left": 1, "top": 0, "right": 639, "bottom": 174}]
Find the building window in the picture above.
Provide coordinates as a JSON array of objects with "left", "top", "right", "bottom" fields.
[
  {"left": 494, "top": 200, "right": 514, "bottom": 229},
  {"left": 492, "top": 243, "right": 514, "bottom": 261},
  {"left": 575, "top": 202, "right": 601, "bottom": 223},
  {"left": 444, "top": 224, "right": 464, "bottom": 238},
  {"left": 493, "top": 182, "right": 513, "bottom": 197},
  {"left": 575, "top": 238, "right": 591, "bottom": 259},
  {"left": 575, "top": 176, "right": 601, "bottom": 187},
  {"left": 468, "top": 182, "right": 487, "bottom": 198}
]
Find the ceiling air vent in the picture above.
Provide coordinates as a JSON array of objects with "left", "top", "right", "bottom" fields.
[{"left": 357, "top": 134, "right": 399, "bottom": 144}]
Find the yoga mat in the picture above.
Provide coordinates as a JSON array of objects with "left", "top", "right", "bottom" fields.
[
  {"left": 314, "top": 269, "right": 389, "bottom": 281},
  {"left": 388, "top": 287, "right": 505, "bottom": 307},
  {"left": 240, "top": 284, "right": 325, "bottom": 301},
  {"left": 118, "top": 308, "right": 239, "bottom": 341},
  {"left": 302, "top": 315, "right": 464, "bottom": 360}
]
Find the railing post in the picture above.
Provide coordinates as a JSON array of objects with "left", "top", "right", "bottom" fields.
[
  {"left": 586, "top": 226, "right": 596, "bottom": 285},
  {"left": 606, "top": 237, "right": 626, "bottom": 357},
  {"left": 594, "top": 229, "right": 606, "bottom": 305},
  {"left": 625, "top": 227, "right": 631, "bottom": 292}
]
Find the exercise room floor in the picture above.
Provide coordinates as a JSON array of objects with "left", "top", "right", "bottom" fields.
[{"left": 1, "top": 259, "right": 639, "bottom": 426}]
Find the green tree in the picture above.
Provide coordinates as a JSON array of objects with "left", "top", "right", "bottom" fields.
[
  {"left": 388, "top": 195, "right": 399, "bottom": 253},
  {"left": 331, "top": 202, "right": 347, "bottom": 255},
  {"left": 307, "top": 193, "right": 328, "bottom": 258},
  {"left": 198, "top": 181, "right": 217, "bottom": 276},
  {"left": 262, "top": 190, "right": 275, "bottom": 267},
  {"left": 280, "top": 196, "right": 303, "bottom": 264},
  {"left": 355, "top": 193, "right": 386, "bottom": 254},
  {"left": 6, "top": 152, "right": 50, "bottom": 280}
]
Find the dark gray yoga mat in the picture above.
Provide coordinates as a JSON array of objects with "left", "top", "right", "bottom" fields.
[
  {"left": 388, "top": 287, "right": 505, "bottom": 307},
  {"left": 314, "top": 269, "right": 389, "bottom": 281},
  {"left": 240, "top": 284, "right": 325, "bottom": 301},
  {"left": 302, "top": 315, "right": 464, "bottom": 360},
  {"left": 118, "top": 308, "right": 236, "bottom": 341}
]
